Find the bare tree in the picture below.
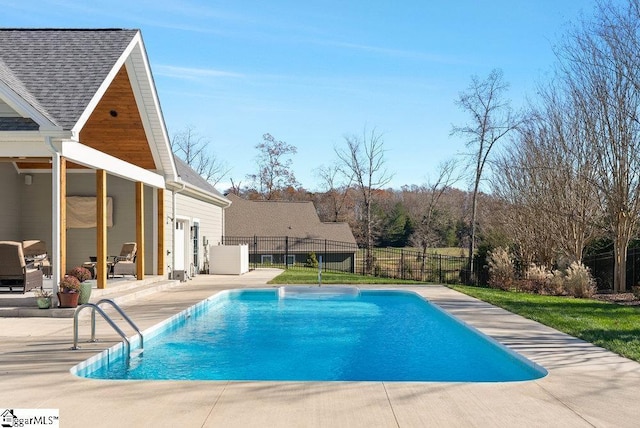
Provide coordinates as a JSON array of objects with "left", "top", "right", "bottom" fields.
[
  {"left": 405, "top": 159, "right": 460, "bottom": 278},
  {"left": 171, "top": 126, "right": 230, "bottom": 186},
  {"left": 248, "top": 133, "right": 299, "bottom": 200},
  {"left": 335, "top": 128, "right": 393, "bottom": 274},
  {"left": 314, "top": 162, "right": 353, "bottom": 222},
  {"left": 558, "top": 0, "right": 640, "bottom": 291},
  {"left": 492, "top": 95, "right": 601, "bottom": 269},
  {"left": 452, "top": 69, "right": 520, "bottom": 281}
]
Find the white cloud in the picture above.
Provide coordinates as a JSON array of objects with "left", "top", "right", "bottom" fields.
[{"left": 154, "top": 65, "right": 245, "bottom": 81}]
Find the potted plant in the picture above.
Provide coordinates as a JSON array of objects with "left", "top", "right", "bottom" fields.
[
  {"left": 69, "top": 266, "right": 93, "bottom": 305},
  {"left": 33, "top": 287, "right": 52, "bottom": 309},
  {"left": 58, "top": 275, "right": 81, "bottom": 308}
]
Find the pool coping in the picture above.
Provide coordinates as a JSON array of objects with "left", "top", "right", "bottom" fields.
[{"left": 2, "top": 271, "right": 640, "bottom": 427}]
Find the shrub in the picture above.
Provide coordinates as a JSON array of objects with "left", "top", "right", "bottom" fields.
[
  {"left": 305, "top": 252, "right": 318, "bottom": 268},
  {"left": 59, "top": 275, "right": 81, "bottom": 293},
  {"left": 547, "top": 270, "right": 567, "bottom": 296},
  {"left": 563, "top": 261, "right": 596, "bottom": 298},
  {"left": 68, "top": 266, "right": 91, "bottom": 282},
  {"left": 487, "top": 247, "right": 515, "bottom": 291},
  {"left": 516, "top": 263, "right": 553, "bottom": 294}
]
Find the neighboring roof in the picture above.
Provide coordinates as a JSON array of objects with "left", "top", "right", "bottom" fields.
[
  {"left": 173, "top": 155, "right": 228, "bottom": 201},
  {"left": 224, "top": 193, "right": 357, "bottom": 245},
  {"left": 0, "top": 117, "right": 38, "bottom": 131},
  {"left": 0, "top": 29, "right": 138, "bottom": 130}
]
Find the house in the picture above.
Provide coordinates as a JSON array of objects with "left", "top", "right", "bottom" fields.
[
  {"left": 0, "top": 28, "right": 230, "bottom": 293},
  {"left": 223, "top": 194, "right": 357, "bottom": 272}
]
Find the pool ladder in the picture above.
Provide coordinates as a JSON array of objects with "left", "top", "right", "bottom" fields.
[{"left": 71, "top": 299, "right": 144, "bottom": 363}]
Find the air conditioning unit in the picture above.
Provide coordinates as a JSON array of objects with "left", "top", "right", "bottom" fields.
[{"left": 172, "top": 270, "right": 186, "bottom": 282}]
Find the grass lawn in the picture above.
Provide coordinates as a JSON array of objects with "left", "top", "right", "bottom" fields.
[
  {"left": 268, "top": 269, "right": 424, "bottom": 285},
  {"left": 452, "top": 284, "right": 640, "bottom": 363}
]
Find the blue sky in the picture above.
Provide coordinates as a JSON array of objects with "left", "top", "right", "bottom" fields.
[{"left": 1, "top": 0, "right": 612, "bottom": 191}]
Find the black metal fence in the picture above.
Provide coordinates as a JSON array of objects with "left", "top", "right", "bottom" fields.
[
  {"left": 222, "top": 236, "right": 468, "bottom": 283},
  {"left": 222, "top": 236, "right": 359, "bottom": 273},
  {"left": 360, "top": 247, "right": 469, "bottom": 284},
  {"left": 583, "top": 247, "right": 640, "bottom": 291}
]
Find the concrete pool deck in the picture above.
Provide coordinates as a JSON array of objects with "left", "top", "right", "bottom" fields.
[{"left": 1, "top": 269, "right": 639, "bottom": 427}]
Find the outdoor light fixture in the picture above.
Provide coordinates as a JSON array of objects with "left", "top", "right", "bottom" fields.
[
  {"left": 24, "top": 174, "right": 32, "bottom": 185},
  {"left": 109, "top": 110, "right": 118, "bottom": 117}
]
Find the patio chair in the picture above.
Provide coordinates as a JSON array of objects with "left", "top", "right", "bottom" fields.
[
  {"left": 0, "top": 241, "right": 43, "bottom": 293},
  {"left": 112, "top": 242, "right": 137, "bottom": 278}
]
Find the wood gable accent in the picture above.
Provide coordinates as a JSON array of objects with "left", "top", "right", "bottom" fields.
[{"left": 79, "top": 66, "right": 156, "bottom": 169}]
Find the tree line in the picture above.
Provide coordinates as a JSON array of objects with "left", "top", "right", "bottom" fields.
[{"left": 173, "top": 0, "right": 640, "bottom": 292}]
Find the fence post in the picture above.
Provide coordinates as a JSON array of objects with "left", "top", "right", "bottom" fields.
[
  {"left": 253, "top": 235, "right": 257, "bottom": 269},
  {"left": 285, "top": 236, "right": 289, "bottom": 270},
  {"left": 439, "top": 254, "right": 443, "bottom": 283},
  {"left": 324, "top": 239, "right": 327, "bottom": 272},
  {"left": 401, "top": 249, "right": 405, "bottom": 280}
]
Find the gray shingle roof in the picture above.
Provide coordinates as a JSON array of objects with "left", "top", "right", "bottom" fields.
[
  {"left": 174, "top": 155, "right": 227, "bottom": 199},
  {"left": 225, "top": 193, "right": 357, "bottom": 244},
  {"left": 0, "top": 117, "right": 39, "bottom": 130},
  {"left": 0, "top": 29, "right": 138, "bottom": 129}
]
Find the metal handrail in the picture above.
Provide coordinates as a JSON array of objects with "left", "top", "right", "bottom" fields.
[
  {"left": 93, "top": 299, "right": 144, "bottom": 349},
  {"left": 72, "top": 299, "right": 144, "bottom": 364},
  {"left": 72, "top": 304, "right": 131, "bottom": 363}
]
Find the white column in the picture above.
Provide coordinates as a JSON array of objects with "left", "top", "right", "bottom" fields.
[{"left": 50, "top": 146, "right": 61, "bottom": 296}]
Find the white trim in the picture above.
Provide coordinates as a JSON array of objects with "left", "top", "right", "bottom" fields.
[
  {"left": 152, "top": 190, "right": 158, "bottom": 276},
  {"left": 125, "top": 59, "right": 162, "bottom": 172},
  {"left": 0, "top": 130, "right": 72, "bottom": 142},
  {"left": 0, "top": 80, "right": 61, "bottom": 131},
  {"left": 48, "top": 139, "right": 61, "bottom": 296},
  {"left": 130, "top": 33, "right": 178, "bottom": 181},
  {"left": 166, "top": 179, "right": 231, "bottom": 207},
  {"left": 58, "top": 140, "right": 165, "bottom": 188},
  {"left": 0, "top": 140, "right": 53, "bottom": 157}
]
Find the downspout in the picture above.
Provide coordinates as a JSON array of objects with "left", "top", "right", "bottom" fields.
[
  {"left": 171, "top": 179, "right": 186, "bottom": 279},
  {"left": 45, "top": 136, "right": 61, "bottom": 298}
]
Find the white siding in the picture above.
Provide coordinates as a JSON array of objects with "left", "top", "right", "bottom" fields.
[
  {"left": 0, "top": 99, "right": 19, "bottom": 117},
  {"left": 164, "top": 190, "right": 225, "bottom": 275}
]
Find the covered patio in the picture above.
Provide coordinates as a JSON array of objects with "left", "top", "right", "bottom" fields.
[{"left": 0, "top": 29, "right": 229, "bottom": 306}]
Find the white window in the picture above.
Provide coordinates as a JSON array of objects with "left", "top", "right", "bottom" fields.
[
  {"left": 286, "top": 255, "right": 296, "bottom": 266},
  {"left": 261, "top": 255, "right": 273, "bottom": 264}
]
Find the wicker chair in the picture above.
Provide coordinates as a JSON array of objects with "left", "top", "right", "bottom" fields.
[
  {"left": 0, "top": 241, "right": 43, "bottom": 293},
  {"left": 112, "top": 242, "right": 137, "bottom": 278}
]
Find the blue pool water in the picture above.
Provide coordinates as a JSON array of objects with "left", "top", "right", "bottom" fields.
[{"left": 73, "top": 288, "right": 546, "bottom": 382}]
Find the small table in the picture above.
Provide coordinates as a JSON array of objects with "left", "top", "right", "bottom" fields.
[{"left": 83, "top": 259, "right": 115, "bottom": 279}]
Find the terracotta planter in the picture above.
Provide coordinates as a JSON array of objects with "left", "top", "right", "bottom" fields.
[
  {"left": 57, "top": 292, "right": 80, "bottom": 308},
  {"left": 78, "top": 282, "right": 92, "bottom": 305}
]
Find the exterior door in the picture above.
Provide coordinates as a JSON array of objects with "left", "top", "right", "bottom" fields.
[{"left": 175, "top": 220, "right": 186, "bottom": 271}]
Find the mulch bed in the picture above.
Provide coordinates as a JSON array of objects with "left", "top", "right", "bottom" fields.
[{"left": 593, "top": 292, "right": 640, "bottom": 306}]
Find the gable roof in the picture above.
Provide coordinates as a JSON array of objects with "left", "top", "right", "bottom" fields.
[
  {"left": 224, "top": 194, "right": 356, "bottom": 244},
  {"left": 0, "top": 28, "right": 178, "bottom": 181},
  {"left": 0, "top": 29, "right": 138, "bottom": 130}
]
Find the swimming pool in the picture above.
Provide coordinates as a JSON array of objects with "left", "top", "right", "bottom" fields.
[{"left": 72, "top": 287, "right": 547, "bottom": 382}]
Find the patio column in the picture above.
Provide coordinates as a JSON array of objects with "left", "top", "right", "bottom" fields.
[
  {"left": 136, "top": 181, "right": 145, "bottom": 280},
  {"left": 50, "top": 150, "right": 63, "bottom": 297},
  {"left": 96, "top": 169, "right": 108, "bottom": 289},
  {"left": 60, "top": 157, "right": 67, "bottom": 279},
  {"left": 157, "top": 188, "right": 164, "bottom": 276}
]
